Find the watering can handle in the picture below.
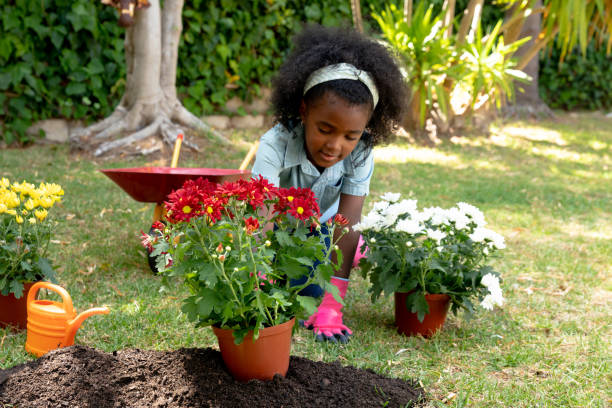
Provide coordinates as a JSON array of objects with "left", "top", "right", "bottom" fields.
[{"left": 27, "top": 282, "right": 74, "bottom": 314}]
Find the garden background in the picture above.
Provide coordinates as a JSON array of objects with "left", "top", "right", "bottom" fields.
[{"left": 1, "top": 0, "right": 611, "bottom": 406}]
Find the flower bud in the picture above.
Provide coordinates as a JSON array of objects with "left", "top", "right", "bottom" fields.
[
  {"left": 234, "top": 267, "right": 239, "bottom": 272},
  {"left": 212, "top": 254, "right": 218, "bottom": 259},
  {"left": 225, "top": 246, "right": 231, "bottom": 252},
  {"left": 370, "top": 237, "right": 376, "bottom": 243},
  {"left": 406, "top": 241, "right": 412, "bottom": 247},
  {"left": 218, "top": 254, "right": 226, "bottom": 262},
  {"left": 216, "top": 243, "right": 223, "bottom": 253},
  {"left": 265, "top": 240, "right": 271, "bottom": 247},
  {"left": 334, "top": 245, "right": 339, "bottom": 250},
  {"left": 343, "top": 227, "right": 349, "bottom": 233}
]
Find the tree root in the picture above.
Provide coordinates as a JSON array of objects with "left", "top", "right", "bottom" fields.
[{"left": 70, "top": 99, "right": 228, "bottom": 158}]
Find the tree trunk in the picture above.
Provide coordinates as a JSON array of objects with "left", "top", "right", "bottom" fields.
[
  {"left": 350, "top": 0, "right": 364, "bottom": 33},
  {"left": 71, "top": 0, "right": 228, "bottom": 158},
  {"left": 504, "top": 0, "right": 553, "bottom": 117}
]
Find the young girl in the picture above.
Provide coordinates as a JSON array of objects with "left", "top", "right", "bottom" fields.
[{"left": 252, "top": 24, "right": 406, "bottom": 343}]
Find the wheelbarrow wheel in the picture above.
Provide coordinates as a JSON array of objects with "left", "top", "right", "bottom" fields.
[{"left": 146, "top": 224, "right": 164, "bottom": 274}]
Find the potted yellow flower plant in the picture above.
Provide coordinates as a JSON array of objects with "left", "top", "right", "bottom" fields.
[{"left": 0, "top": 178, "right": 63, "bottom": 329}]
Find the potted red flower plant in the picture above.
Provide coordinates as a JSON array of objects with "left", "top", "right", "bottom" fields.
[{"left": 147, "top": 176, "right": 346, "bottom": 381}]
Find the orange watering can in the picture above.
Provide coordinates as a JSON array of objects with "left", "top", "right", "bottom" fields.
[{"left": 25, "top": 282, "right": 110, "bottom": 357}]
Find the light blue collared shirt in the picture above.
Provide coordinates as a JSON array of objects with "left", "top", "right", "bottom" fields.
[{"left": 251, "top": 123, "right": 374, "bottom": 222}]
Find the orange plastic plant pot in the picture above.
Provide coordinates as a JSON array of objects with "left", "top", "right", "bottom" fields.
[
  {"left": 212, "top": 318, "right": 295, "bottom": 382},
  {"left": 394, "top": 293, "right": 451, "bottom": 338}
]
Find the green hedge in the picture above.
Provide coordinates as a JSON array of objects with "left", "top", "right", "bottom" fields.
[
  {"left": 1, "top": 0, "right": 385, "bottom": 144},
  {"left": 6, "top": 1, "right": 601, "bottom": 145},
  {"left": 0, "top": 0, "right": 125, "bottom": 144},
  {"left": 539, "top": 40, "right": 612, "bottom": 111}
]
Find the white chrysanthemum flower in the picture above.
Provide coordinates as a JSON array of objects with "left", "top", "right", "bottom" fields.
[
  {"left": 457, "top": 202, "right": 486, "bottom": 226},
  {"left": 429, "top": 207, "right": 450, "bottom": 226},
  {"left": 380, "top": 192, "right": 401, "bottom": 203},
  {"left": 373, "top": 200, "right": 390, "bottom": 213},
  {"left": 353, "top": 212, "right": 384, "bottom": 232},
  {"left": 426, "top": 228, "right": 446, "bottom": 242},
  {"left": 395, "top": 219, "right": 423, "bottom": 235},
  {"left": 383, "top": 199, "right": 418, "bottom": 217},
  {"left": 470, "top": 227, "right": 505, "bottom": 249},
  {"left": 447, "top": 207, "right": 470, "bottom": 230},
  {"left": 480, "top": 273, "right": 504, "bottom": 309}
]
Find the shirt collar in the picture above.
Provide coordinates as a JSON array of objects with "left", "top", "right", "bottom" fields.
[{"left": 283, "top": 123, "right": 358, "bottom": 177}]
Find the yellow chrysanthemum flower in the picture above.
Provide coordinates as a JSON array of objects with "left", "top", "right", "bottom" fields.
[
  {"left": 0, "top": 203, "right": 7, "bottom": 213},
  {"left": 22, "top": 209, "right": 29, "bottom": 215},
  {"left": 39, "top": 196, "right": 54, "bottom": 208},
  {"left": 25, "top": 198, "right": 36, "bottom": 211},
  {"left": 10, "top": 195, "right": 20, "bottom": 208},
  {"left": 40, "top": 183, "right": 64, "bottom": 198},
  {"left": 28, "top": 217, "right": 36, "bottom": 224},
  {"left": 0, "top": 177, "right": 9, "bottom": 188},
  {"left": 34, "top": 208, "right": 48, "bottom": 221},
  {"left": 15, "top": 215, "right": 23, "bottom": 224},
  {"left": 7, "top": 209, "right": 17, "bottom": 216}
]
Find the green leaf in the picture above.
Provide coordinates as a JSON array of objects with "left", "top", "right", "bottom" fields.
[
  {"left": 275, "top": 230, "right": 292, "bottom": 247},
  {"left": 36, "top": 257, "right": 56, "bottom": 281},
  {"left": 297, "top": 295, "right": 318, "bottom": 315},
  {"left": 407, "top": 291, "right": 430, "bottom": 323},
  {"left": 66, "top": 82, "right": 86, "bottom": 95},
  {"left": 9, "top": 280, "right": 24, "bottom": 298},
  {"left": 196, "top": 293, "right": 216, "bottom": 317}
]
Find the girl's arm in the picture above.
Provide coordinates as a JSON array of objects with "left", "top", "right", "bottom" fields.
[{"left": 332, "top": 193, "right": 365, "bottom": 279}]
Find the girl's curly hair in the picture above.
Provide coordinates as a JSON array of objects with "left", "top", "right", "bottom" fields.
[{"left": 271, "top": 24, "right": 407, "bottom": 151}]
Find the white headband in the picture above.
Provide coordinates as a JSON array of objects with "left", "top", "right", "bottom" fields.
[{"left": 303, "top": 63, "right": 379, "bottom": 108}]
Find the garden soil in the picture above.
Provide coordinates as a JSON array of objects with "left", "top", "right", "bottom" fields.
[{"left": 0, "top": 345, "right": 425, "bottom": 407}]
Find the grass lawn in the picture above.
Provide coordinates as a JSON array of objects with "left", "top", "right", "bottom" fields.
[{"left": 1, "top": 111, "right": 610, "bottom": 407}]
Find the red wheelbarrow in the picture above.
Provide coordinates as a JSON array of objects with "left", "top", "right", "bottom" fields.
[{"left": 100, "top": 135, "right": 258, "bottom": 271}]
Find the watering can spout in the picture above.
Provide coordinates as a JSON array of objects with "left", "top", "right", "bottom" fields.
[{"left": 64, "top": 307, "right": 110, "bottom": 346}]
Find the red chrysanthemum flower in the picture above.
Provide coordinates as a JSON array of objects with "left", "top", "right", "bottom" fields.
[
  {"left": 202, "top": 197, "right": 223, "bottom": 223},
  {"left": 251, "top": 175, "right": 279, "bottom": 200},
  {"left": 165, "top": 187, "right": 202, "bottom": 222},
  {"left": 140, "top": 230, "right": 155, "bottom": 251},
  {"left": 333, "top": 214, "right": 349, "bottom": 226},
  {"left": 152, "top": 221, "right": 165, "bottom": 231},
  {"left": 288, "top": 197, "right": 314, "bottom": 220},
  {"left": 244, "top": 216, "right": 260, "bottom": 235}
]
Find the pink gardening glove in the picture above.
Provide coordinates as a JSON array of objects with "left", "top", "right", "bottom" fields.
[
  {"left": 352, "top": 234, "right": 368, "bottom": 268},
  {"left": 301, "top": 276, "right": 352, "bottom": 343}
]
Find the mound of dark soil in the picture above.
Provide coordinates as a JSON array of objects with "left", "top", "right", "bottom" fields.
[{"left": 0, "top": 345, "right": 425, "bottom": 407}]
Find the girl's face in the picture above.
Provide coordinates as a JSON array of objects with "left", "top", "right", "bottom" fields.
[{"left": 300, "top": 92, "right": 371, "bottom": 171}]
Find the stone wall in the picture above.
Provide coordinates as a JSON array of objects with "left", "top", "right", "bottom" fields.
[{"left": 27, "top": 88, "right": 274, "bottom": 143}]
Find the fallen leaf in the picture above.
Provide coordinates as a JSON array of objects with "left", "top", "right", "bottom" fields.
[{"left": 110, "top": 285, "right": 124, "bottom": 297}]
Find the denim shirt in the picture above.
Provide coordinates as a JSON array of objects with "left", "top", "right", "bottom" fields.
[{"left": 251, "top": 123, "right": 374, "bottom": 222}]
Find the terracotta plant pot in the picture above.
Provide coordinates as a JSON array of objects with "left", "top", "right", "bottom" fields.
[
  {"left": 394, "top": 292, "right": 451, "bottom": 338},
  {"left": 212, "top": 318, "right": 295, "bottom": 382},
  {"left": 0, "top": 282, "right": 36, "bottom": 330}
]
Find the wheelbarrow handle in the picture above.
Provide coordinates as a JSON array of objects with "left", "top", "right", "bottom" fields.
[{"left": 239, "top": 141, "right": 259, "bottom": 171}]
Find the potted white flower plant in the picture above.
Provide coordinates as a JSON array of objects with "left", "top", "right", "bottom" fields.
[
  {"left": 0, "top": 178, "right": 62, "bottom": 329},
  {"left": 354, "top": 192, "right": 505, "bottom": 337},
  {"left": 148, "top": 176, "right": 346, "bottom": 381}
]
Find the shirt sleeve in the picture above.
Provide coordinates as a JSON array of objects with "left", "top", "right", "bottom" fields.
[
  {"left": 251, "top": 126, "right": 285, "bottom": 187},
  {"left": 341, "top": 148, "right": 374, "bottom": 196}
]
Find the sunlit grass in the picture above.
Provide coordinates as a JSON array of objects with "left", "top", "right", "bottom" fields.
[{"left": 1, "top": 113, "right": 611, "bottom": 406}]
